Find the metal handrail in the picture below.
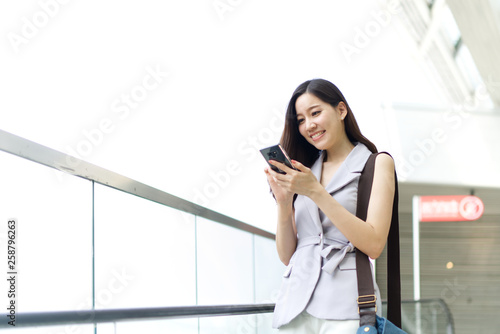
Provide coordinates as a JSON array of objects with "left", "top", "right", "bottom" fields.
[
  {"left": 0, "top": 304, "right": 276, "bottom": 328},
  {"left": 0, "top": 129, "right": 274, "bottom": 240},
  {"left": 0, "top": 299, "right": 454, "bottom": 329}
]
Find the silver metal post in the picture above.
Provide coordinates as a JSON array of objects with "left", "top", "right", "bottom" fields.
[{"left": 412, "top": 195, "right": 421, "bottom": 333}]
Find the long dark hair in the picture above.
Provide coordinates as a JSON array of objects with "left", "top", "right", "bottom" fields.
[{"left": 280, "top": 79, "right": 377, "bottom": 168}]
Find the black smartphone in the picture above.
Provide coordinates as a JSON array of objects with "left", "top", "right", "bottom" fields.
[{"left": 260, "top": 144, "right": 298, "bottom": 174}]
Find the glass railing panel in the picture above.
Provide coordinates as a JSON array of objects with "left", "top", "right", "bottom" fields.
[
  {"left": 254, "top": 235, "right": 284, "bottom": 302},
  {"left": 0, "top": 150, "right": 93, "bottom": 313},
  {"left": 93, "top": 183, "right": 196, "bottom": 309},
  {"left": 196, "top": 217, "right": 254, "bottom": 305},
  {"left": 199, "top": 314, "right": 257, "bottom": 334},
  {"left": 96, "top": 316, "right": 275, "bottom": 334},
  {"left": 0, "top": 324, "right": 95, "bottom": 333},
  {"left": 253, "top": 235, "right": 283, "bottom": 333},
  {"left": 97, "top": 319, "right": 198, "bottom": 334}
]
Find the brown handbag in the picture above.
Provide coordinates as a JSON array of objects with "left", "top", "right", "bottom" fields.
[{"left": 354, "top": 152, "right": 402, "bottom": 329}]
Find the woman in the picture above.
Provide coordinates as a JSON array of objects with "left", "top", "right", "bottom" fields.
[{"left": 264, "top": 79, "right": 395, "bottom": 333}]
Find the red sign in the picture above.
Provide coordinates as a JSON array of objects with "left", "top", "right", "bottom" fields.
[{"left": 419, "top": 195, "right": 484, "bottom": 222}]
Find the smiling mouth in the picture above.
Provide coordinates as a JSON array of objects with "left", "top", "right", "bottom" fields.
[{"left": 310, "top": 131, "right": 325, "bottom": 140}]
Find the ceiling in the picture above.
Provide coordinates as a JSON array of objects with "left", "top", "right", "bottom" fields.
[
  {"left": 397, "top": 0, "right": 500, "bottom": 109},
  {"left": 447, "top": 0, "right": 500, "bottom": 106}
]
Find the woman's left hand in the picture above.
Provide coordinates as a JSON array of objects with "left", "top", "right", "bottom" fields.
[{"left": 267, "top": 159, "right": 322, "bottom": 197}]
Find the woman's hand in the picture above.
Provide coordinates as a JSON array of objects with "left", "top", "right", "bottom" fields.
[
  {"left": 265, "top": 160, "right": 322, "bottom": 199},
  {"left": 264, "top": 165, "right": 294, "bottom": 204}
]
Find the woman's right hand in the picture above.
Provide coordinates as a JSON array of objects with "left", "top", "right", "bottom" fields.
[{"left": 264, "top": 166, "right": 294, "bottom": 205}]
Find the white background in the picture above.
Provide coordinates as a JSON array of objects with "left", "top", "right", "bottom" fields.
[{"left": 0, "top": 0, "right": 480, "bottom": 235}]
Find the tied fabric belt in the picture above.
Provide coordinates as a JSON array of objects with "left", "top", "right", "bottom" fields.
[{"left": 296, "top": 235, "right": 355, "bottom": 275}]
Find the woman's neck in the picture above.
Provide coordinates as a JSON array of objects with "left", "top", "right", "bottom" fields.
[{"left": 324, "top": 139, "right": 355, "bottom": 164}]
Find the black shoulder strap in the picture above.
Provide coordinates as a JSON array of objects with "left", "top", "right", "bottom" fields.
[{"left": 355, "top": 152, "right": 402, "bottom": 328}]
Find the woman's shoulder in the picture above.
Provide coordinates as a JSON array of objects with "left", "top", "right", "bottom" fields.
[
  {"left": 374, "top": 152, "right": 395, "bottom": 171},
  {"left": 372, "top": 152, "right": 396, "bottom": 186}
]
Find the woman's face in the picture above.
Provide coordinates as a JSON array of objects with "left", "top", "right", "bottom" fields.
[{"left": 295, "top": 93, "right": 347, "bottom": 151}]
